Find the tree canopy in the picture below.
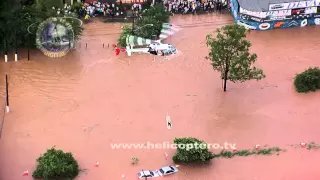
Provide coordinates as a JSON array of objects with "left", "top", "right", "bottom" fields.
[
  {"left": 32, "top": 147, "right": 80, "bottom": 179},
  {"left": 172, "top": 137, "right": 214, "bottom": 163},
  {"left": 0, "top": 0, "right": 82, "bottom": 52},
  {"left": 294, "top": 67, "right": 320, "bottom": 93},
  {"left": 117, "top": 3, "right": 171, "bottom": 47},
  {"left": 134, "top": 4, "right": 171, "bottom": 39},
  {"left": 205, "top": 24, "right": 265, "bottom": 91}
]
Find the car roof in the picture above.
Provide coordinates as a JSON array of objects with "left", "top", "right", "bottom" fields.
[
  {"left": 159, "top": 44, "right": 169, "bottom": 48},
  {"left": 140, "top": 170, "right": 152, "bottom": 175},
  {"left": 160, "top": 166, "right": 173, "bottom": 171}
]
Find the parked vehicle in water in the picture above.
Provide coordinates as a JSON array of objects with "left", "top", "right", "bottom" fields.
[
  {"left": 157, "top": 165, "right": 179, "bottom": 176},
  {"left": 137, "top": 170, "right": 155, "bottom": 179}
]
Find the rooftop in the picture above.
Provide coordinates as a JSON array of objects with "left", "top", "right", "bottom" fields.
[{"left": 237, "top": 0, "right": 301, "bottom": 11}]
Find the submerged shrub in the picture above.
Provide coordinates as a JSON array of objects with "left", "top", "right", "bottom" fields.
[
  {"left": 294, "top": 67, "right": 320, "bottom": 93},
  {"left": 172, "top": 137, "right": 214, "bottom": 163},
  {"left": 32, "top": 147, "right": 80, "bottom": 180}
]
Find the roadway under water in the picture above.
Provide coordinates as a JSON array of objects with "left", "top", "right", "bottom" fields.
[{"left": 0, "top": 14, "right": 320, "bottom": 180}]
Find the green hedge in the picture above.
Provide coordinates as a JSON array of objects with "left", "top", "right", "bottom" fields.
[
  {"left": 294, "top": 67, "right": 320, "bottom": 93},
  {"left": 33, "top": 147, "right": 80, "bottom": 180},
  {"left": 172, "top": 137, "right": 214, "bottom": 163}
]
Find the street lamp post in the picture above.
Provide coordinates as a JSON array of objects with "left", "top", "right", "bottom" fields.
[
  {"left": 131, "top": 13, "right": 135, "bottom": 35},
  {"left": 131, "top": 1, "right": 135, "bottom": 35},
  {"left": 27, "top": 34, "right": 30, "bottom": 61}
]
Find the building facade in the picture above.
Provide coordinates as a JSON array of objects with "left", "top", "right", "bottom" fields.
[{"left": 230, "top": 0, "right": 320, "bottom": 30}]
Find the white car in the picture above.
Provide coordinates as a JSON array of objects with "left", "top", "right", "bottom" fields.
[
  {"left": 237, "top": 20, "right": 257, "bottom": 30},
  {"left": 158, "top": 166, "right": 179, "bottom": 176},
  {"left": 270, "top": 4, "right": 284, "bottom": 10},
  {"left": 137, "top": 170, "right": 155, "bottom": 179}
]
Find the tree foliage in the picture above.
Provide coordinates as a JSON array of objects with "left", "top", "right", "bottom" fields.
[
  {"left": 36, "top": 0, "right": 63, "bottom": 9},
  {"left": 0, "top": 0, "right": 82, "bottom": 51},
  {"left": 117, "top": 3, "right": 171, "bottom": 47},
  {"left": 205, "top": 24, "right": 265, "bottom": 91},
  {"left": 134, "top": 17, "right": 162, "bottom": 39},
  {"left": 117, "top": 25, "right": 132, "bottom": 48},
  {"left": 294, "top": 67, "right": 320, "bottom": 93},
  {"left": 70, "top": 1, "right": 84, "bottom": 14},
  {"left": 172, "top": 137, "right": 214, "bottom": 163},
  {"left": 32, "top": 147, "right": 80, "bottom": 180},
  {"left": 135, "top": 4, "right": 171, "bottom": 38},
  {"left": 0, "top": 0, "right": 23, "bottom": 50}
]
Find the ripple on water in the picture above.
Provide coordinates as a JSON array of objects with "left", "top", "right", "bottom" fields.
[
  {"left": 80, "top": 58, "right": 113, "bottom": 76},
  {"left": 6, "top": 61, "right": 80, "bottom": 112}
]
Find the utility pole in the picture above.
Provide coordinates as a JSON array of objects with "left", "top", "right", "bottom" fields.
[
  {"left": 131, "top": 5, "right": 135, "bottom": 35},
  {"left": 5, "top": 74, "right": 9, "bottom": 113},
  {"left": 4, "top": 39, "right": 8, "bottom": 62},
  {"left": 15, "top": 31, "right": 18, "bottom": 62},
  {"left": 27, "top": 34, "right": 30, "bottom": 61},
  {"left": 132, "top": 15, "right": 135, "bottom": 35}
]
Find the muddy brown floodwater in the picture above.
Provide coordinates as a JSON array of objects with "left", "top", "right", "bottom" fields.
[{"left": 1, "top": 14, "right": 320, "bottom": 180}]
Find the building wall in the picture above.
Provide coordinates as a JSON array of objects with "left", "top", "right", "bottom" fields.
[{"left": 229, "top": 0, "right": 320, "bottom": 30}]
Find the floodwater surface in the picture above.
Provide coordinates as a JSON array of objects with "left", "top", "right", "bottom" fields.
[{"left": 0, "top": 14, "right": 320, "bottom": 180}]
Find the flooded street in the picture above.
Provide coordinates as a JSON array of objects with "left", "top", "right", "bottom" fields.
[{"left": 1, "top": 14, "right": 320, "bottom": 180}]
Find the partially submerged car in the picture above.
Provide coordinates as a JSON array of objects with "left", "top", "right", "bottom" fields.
[
  {"left": 158, "top": 165, "right": 179, "bottom": 176},
  {"left": 137, "top": 170, "right": 155, "bottom": 179}
]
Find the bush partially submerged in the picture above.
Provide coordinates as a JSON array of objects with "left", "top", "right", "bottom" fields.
[
  {"left": 294, "top": 67, "right": 320, "bottom": 93},
  {"left": 33, "top": 147, "right": 80, "bottom": 180},
  {"left": 172, "top": 137, "right": 214, "bottom": 163}
]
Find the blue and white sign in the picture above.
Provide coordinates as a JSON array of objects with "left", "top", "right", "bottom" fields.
[
  {"left": 269, "top": 0, "right": 320, "bottom": 11},
  {"left": 230, "top": 0, "right": 320, "bottom": 30}
]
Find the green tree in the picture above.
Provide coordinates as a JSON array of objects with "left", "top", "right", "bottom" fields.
[
  {"left": 134, "top": 17, "right": 161, "bottom": 39},
  {"left": 36, "top": 0, "right": 83, "bottom": 41},
  {"left": 36, "top": 0, "right": 64, "bottom": 9},
  {"left": 70, "top": 1, "right": 83, "bottom": 13},
  {"left": 141, "top": 4, "right": 171, "bottom": 24},
  {"left": 134, "top": 4, "right": 171, "bottom": 39},
  {"left": 117, "top": 25, "right": 132, "bottom": 47},
  {"left": 32, "top": 147, "right": 80, "bottom": 180},
  {"left": 0, "top": 0, "right": 20, "bottom": 51},
  {"left": 117, "top": 4, "right": 171, "bottom": 47},
  {"left": 0, "top": 0, "right": 82, "bottom": 52},
  {"left": 205, "top": 24, "right": 266, "bottom": 92},
  {"left": 172, "top": 137, "right": 214, "bottom": 163},
  {"left": 294, "top": 67, "right": 320, "bottom": 93}
]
